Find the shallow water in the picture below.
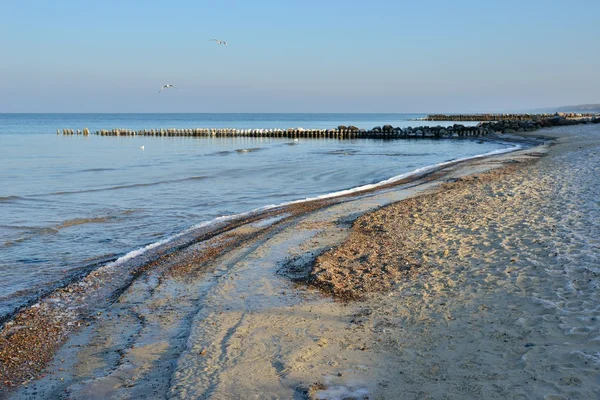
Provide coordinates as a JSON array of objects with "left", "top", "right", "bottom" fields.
[{"left": 0, "top": 113, "right": 505, "bottom": 319}]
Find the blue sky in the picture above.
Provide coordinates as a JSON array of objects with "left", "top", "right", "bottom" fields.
[{"left": 1, "top": 0, "right": 598, "bottom": 112}]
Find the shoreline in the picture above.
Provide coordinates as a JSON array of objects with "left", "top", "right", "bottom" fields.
[
  {"left": 0, "top": 134, "right": 529, "bottom": 325},
  {"left": 306, "top": 159, "right": 540, "bottom": 301},
  {"left": 3, "top": 125, "right": 597, "bottom": 398},
  {"left": 0, "top": 133, "right": 542, "bottom": 395}
]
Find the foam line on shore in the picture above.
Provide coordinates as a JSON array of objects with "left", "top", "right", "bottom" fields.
[
  {"left": 108, "top": 214, "right": 253, "bottom": 267},
  {"left": 283, "top": 144, "right": 522, "bottom": 204},
  {"left": 107, "top": 144, "right": 521, "bottom": 269}
]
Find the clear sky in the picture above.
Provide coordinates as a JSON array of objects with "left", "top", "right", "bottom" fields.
[{"left": 1, "top": 0, "right": 598, "bottom": 113}]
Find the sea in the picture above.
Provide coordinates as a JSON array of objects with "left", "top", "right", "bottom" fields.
[{"left": 0, "top": 113, "right": 518, "bottom": 319}]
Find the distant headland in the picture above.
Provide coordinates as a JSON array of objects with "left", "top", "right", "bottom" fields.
[{"left": 531, "top": 103, "right": 600, "bottom": 114}]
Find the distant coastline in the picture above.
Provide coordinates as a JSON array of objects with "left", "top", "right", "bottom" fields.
[{"left": 536, "top": 103, "right": 600, "bottom": 114}]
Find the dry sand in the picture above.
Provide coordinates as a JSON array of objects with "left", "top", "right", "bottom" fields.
[{"left": 2, "top": 124, "right": 600, "bottom": 399}]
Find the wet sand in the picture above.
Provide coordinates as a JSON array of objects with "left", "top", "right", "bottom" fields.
[{"left": 2, "top": 125, "right": 600, "bottom": 399}]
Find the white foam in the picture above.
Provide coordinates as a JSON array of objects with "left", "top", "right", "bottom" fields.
[
  {"left": 283, "top": 144, "right": 521, "bottom": 204},
  {"left": 108, "top": 213, "right": 253, "bottom": 268},
  {"left": 107, "top": 144, "right": 521, "bottom": 268}
]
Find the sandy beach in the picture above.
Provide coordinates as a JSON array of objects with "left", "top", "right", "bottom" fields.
[{"left": 2, "top": 124, "right": 600, "bottom": 399}]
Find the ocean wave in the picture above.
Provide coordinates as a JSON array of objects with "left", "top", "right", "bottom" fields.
[
  {"left": 323, "top": 149, "right": 360, "bottom": 155},
  {"left": 77, "top": 167, "right": 118, "bottom": 173},
  {"left": 0, "top": 195, "right": 23, "bottom": 203},
  {"left": 1, "top": 210, "right": 141, "bottom": 247},
  {"left": 106, "top": 213, "right": 250, "bottom": 268},
  {"left": 362, "top": 152, "right": 434, "bottom": 157},
  {"left": 322, "top": 150, "right": 435, "bottom": 157},
  {"left": 235, "top": 147, "right": 263, "bottom": 153},
  {"left": 1, "top": 227, "right": 79, "bottom": 247},
  {"left": 208, "top": 150, "right": 233, "bottom": 156},
  {"left": 56, "top": 216, "right": 114, "bottom": 229},
  {"left": 34, "top": 176, "right": 209, "bottom": 197}
]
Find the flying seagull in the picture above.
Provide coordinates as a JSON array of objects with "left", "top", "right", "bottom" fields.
[
  {"left": 158, "top": 84, "right": 177, "bottom": 94},
  {"left": 209, "top": 39, "right": 227, "bottom": 46}
]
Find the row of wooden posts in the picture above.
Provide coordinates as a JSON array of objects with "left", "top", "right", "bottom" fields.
[{"left": 57, "top": 126, "right": 489, "bottom": 139}]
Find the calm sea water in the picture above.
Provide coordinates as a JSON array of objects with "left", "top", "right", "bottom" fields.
[
  {"left": 0, "top": 113, "right": 508, "bottom": 319},
  {"left": 0, "top": 113, "right": 479, "bottom": 133}
]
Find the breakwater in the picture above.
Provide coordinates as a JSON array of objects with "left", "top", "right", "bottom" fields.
[
  {"left": 58, "top": 125, "right": 490, "bottom": 139},
  {"left": 424, "top": 113, "right": 598, "bottom": 121},
  {"left": 57, "top": 115, "right": 600, "bottom": 139},
  {"left": 481, "top": 114, "right": 600, "bottom": 133}
]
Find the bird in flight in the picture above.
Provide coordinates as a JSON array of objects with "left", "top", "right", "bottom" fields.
[
  {"left": 209, "top": 39, "right": 227, "bottom": 46},
  {"left": 158, "top": 84, "right": 177, "bottom": 94}
]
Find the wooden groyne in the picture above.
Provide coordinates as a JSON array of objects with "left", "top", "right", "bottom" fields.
[
  {"left": 57, "top": 116, "right": 600, "bottom": 140},
  {"left": 58, "top": 128, "right": 90, "bottom": 136},
  {"left": 424, "top": 113, "right": 599, "bottom": 121},
  {"left": 57, "top": 125, "right": 491, "bottom": 139}
]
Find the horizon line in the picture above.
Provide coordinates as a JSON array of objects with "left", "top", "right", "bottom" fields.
[{"left": 0, "top": 110, "right": 565, "bottom": 115}]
